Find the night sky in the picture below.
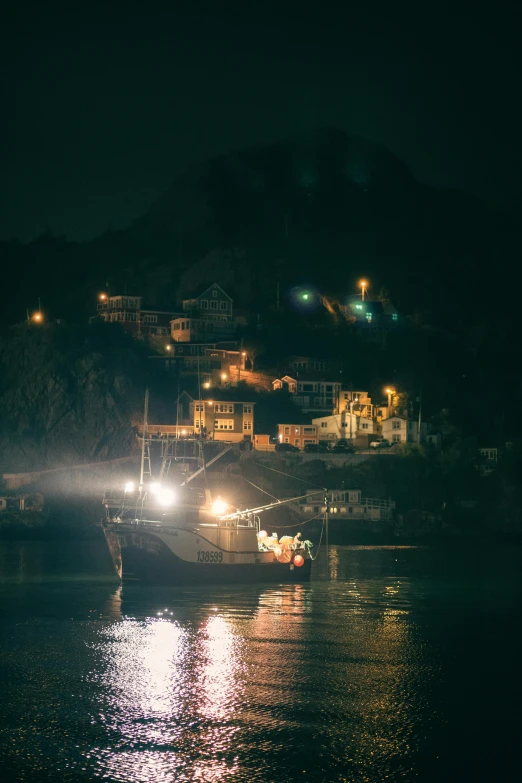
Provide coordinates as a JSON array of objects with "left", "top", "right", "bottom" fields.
[{"left": 1, "top": 0, "right": 521, "bottom": 242}]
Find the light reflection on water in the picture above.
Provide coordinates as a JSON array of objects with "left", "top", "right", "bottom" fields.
[{"left": 1, "top": 542, "right": 522, "bottom": 782}]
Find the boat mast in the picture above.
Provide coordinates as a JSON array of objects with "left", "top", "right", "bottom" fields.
[{"left": 139, "top": 388, "right": 149, "bottom": 491}]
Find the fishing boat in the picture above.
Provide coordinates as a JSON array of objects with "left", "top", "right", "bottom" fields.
[
  {"left": 101, "top": 392, "right": 314, "bottom": 584},
  {"left": 101, "top": 484, "right": 313, "bottom": 585}
]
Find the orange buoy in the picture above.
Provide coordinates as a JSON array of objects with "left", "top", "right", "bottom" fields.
[{"left": 293, "top": 554, "right": 305, "bottom": 567}]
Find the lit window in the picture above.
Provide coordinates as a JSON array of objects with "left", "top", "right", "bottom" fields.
[
  {"left": 243, "top": 420, "right": 252, "bottom": 430},
  {"left": 392, "top": 313, "right": 398, "bottom": 321},
  {"left": 214, "top": 419, "right": 234, "bottom": 430}
]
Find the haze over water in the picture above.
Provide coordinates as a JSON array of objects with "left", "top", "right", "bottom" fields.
[{"left": 1, "top": 540, "right": 521, "bottom": 782}]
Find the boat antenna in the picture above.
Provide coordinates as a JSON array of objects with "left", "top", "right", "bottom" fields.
[
  {"left": 196, "top": 346, "right": 207, "bottom": 482},
  {"left": 175, "top": 367, "right": 181, "bottom": 460},
  {"left": 139, "top": 388, "right": 149, "bottom": 491}
]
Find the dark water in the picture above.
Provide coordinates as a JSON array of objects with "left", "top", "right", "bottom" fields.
[{"left": 1, "top": 539, "right": 522, "bottom": 782}]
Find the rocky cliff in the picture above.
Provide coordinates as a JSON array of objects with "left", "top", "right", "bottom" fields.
[{"left": 0, "top": 323, "right": 145, "bottom": 472}]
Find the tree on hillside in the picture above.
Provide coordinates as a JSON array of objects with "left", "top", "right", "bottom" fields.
[{"left": 244, "top": 337, "right": 265, "bottom": 372}]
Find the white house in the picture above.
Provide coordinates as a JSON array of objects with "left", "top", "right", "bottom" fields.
[
  {"left": 312, "top": 411, "right": 374, "bottom": 443},
  {"left": 382, "top": 416, "right": 427, "bottom": 444}
]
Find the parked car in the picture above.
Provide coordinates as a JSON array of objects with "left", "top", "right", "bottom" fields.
[
  {"left": 275, "top": 442, "right": 300, "bottom": 453},
  {"left": 369, "top": 439, "right": 391, "bottom": 449},
  {"left": 304, "top": 443, "right": 328, "bottom": 453},
  {"left": 331, "top": 443, "right": 355, "bottom": 454}
]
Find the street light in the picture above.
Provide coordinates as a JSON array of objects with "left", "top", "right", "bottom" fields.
[
  {"left": 221, "top": 373, "right": 227, "bottom": 382},
  {"left": 32, "top": 312, "right": 44, "bottom": 323},
  {"left": 359, "top": 279, "right": 368, "bottom": 301},
  {"left": 385, "top": 388, "right": 395, "bottom": 418},
  {"left": 166, "top": 344, "right": 172, "bottom": 352}
]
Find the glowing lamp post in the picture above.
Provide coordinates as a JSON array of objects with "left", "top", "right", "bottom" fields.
[
  {"left": 359, "top": 279, "right": 368, "bottom": 302},
  {"left": 385, "top": 388, "right": 395, "bottom": 418}
]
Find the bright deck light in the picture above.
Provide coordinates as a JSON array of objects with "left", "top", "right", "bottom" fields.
[
  {"left": 124, "top": 481, "right": 135, "bottom": 493},
  {"left": 149, "top": 482, "right": 162, "bottom": 495},
  {"left": 212, "top": 499, "right": 228, "bottom": 516},
  {"left": 157, "top": 488, "right": 175, "bottom": 506}
]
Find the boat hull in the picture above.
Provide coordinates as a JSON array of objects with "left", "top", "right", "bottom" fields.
[{"left": 103, "top": 525, "right": 312, "bottom": 585}]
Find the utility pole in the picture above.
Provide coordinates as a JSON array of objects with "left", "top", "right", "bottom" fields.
[{"left": 238, "top": 338, "right": 243, "bottom": 382}]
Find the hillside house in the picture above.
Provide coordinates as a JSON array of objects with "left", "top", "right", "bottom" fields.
[
  {"left": 286, "top": 356, "right": 340, "bottom": 375},
  {"left": 338, "top": 389, "right": 373, "bottom": 419},
  {"left": 171, "top": 283, "right": 236, "bottom": 342},
  {"left": 277, "top": 424, "right": 318, "bottom": 448},
  {"left": 97, "top": 295, "right": 179, "bottom": 336},
  {"left": 190, "top": 399, "right": 255, "bottom": 443},
  {"left": 381, "top": 416, "right": 427, "bottom": 443},
  {"left": 339, "top": 296, "right": 400, "bottom": 345},
  {"left": 313, "top": 412, "right": 374, "bottom": 443},
  {"left": 272, "top": 376, "right": 343, "bottom": 415},
  {"left": 168, "top": 342, "right": 244, "bottom": 385}
]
